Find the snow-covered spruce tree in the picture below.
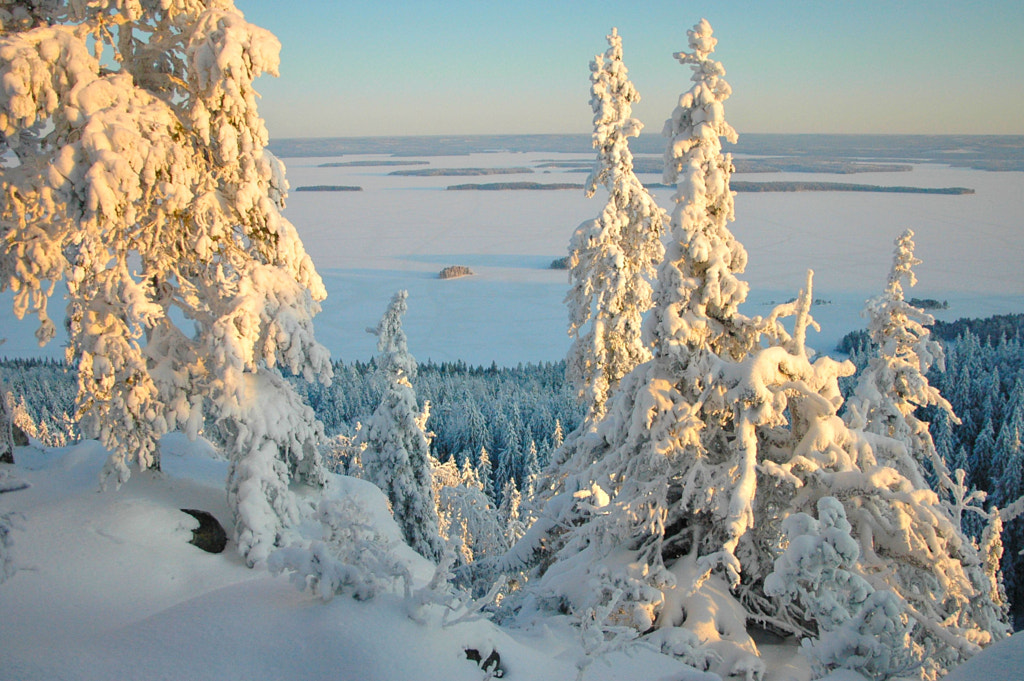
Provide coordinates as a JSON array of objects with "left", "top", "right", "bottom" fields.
[
  {"left": 432, "top": 454, "right": 504, "bottom": 568},
  {"left": 849, "top": 230, "right": 959, "bottom": 490},
  {"left": 0, "top": 1, "right": 332, "bottom": 565},
  {"left": 844, "top": 230, "right": 1009, "bottom": 669},
  {"left": 505, "top": 21, "right": 773, "bottom": 668},
  {"left": 500, "top": 21, "right": 1007, "bottom": 679},
  {"left": 359, "top": 291, "right": 444, "bottom": 562},
  {"left": 565, "top": 28, "right": 666, "bottom": 421},
  {"left": 765, "top": 497, "right": 918, "bottom": 679}
]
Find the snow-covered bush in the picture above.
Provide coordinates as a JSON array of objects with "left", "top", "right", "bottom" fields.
[
  {"left": 0, "top": 0, "right": 332, "bottom": 565},
  {"left": 765, "top": 497, "right": 917, "bottom": 680},
  {"left": 269, "top": 495, "right": 410, "bottom": 602}
]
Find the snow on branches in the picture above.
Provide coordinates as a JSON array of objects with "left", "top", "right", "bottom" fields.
[
  {"left": 565, "top": 28, "right": 666, "bottom": 420},
  {"left": 505, "top": 21, "right": 1010, "bottom": 680},
  {"left": 360, "top": 291, "right": 445, "bottom": 562},
  {"left": 0, "top": 1, "right": 332, "bottom": 565}
]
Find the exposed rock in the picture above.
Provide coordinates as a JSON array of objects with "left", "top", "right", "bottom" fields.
[
  {"left": 12, "top": 423, "right": 28, "bottom": 447},
  {"left": 181, "top": 509, "right": 227, "bottom": 554},
  {"left": 465, "top": 648, "right": 503, "bottom": 678}
]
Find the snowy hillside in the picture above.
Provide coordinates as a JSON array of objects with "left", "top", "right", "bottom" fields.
[
  {"left": 5, "top": 437, "right": 1024, "bottom": 680},
  {"left": 1, "top": 438, "right": 722, "bottom": 681},
  {"left": 1, "top": 4, "right": 1022, "bottom": 679}
]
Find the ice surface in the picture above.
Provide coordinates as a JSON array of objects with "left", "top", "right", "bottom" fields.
[{"left": 1, "top": 152, "right": 1021, "bottom": 365}]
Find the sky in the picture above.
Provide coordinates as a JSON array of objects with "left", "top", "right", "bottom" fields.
[{"left": 236, "top": 1, "right": 1024, "bottom": 139}]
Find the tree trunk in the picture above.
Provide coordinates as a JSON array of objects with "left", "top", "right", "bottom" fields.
[{"left": 0, "top": 391, "right": 15, "bottom": 465}]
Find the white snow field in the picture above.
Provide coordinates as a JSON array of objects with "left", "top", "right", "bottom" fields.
[
  {"left": 0, "top": 438, "right": 721, "bottom": 681},
  {"left": 281, "top": 152, "right": 1024, "bottom": 366},
  {"left": 1, "top": 150, "right": 1022, "bottom": 366},
  {"left": 3, "top": 437, "right": 1022, "bottom": 680}
]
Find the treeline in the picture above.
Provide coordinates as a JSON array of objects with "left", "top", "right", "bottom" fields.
[
  {"left": 0, "top": 355, "right": 583, "bottom": 500},
  {"left": 447, "top": 182, "right": 584, "bottom": 191},
  {"left": 388, "top": 167, "right": 533, "bottom": 177},
  {"left": 293, "top": 185, "right": 362, "bottom": 192},
  {"left": 7, "top": 314, "right": 1024, "bottom": 612},
  {"left": 728, "top": 181, "right": 973, "bottom": 194},
  {"left": 297, "top": 360, "right": 582, "bottom": 481}
]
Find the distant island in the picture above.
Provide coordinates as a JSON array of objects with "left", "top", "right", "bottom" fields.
[
  {"left": 542, "top": 158, "right": 914, "bottom": 175},
  {"left": 318, "top": 160, "right": 429, "bottom": 168},
  {"left": 727, "top": 181, "right": 973, "bottom": 195},
  {"left": 549, "top": 256, "right": 570, "bottom": 270},
  {"left": 446, "top": 180, "right": 972, "bottom": 194},
  {"left": 448, "top": 182, "right": 584, "bottom": 191},
  {"left": 391, "top": 167, "right": 534, "bottom": 177},
  {"left": 294, "top": 185, "right": 363, "bottom": 192},
  {"left": 439, "top": 265, "right": 475, "bottom": 280}
]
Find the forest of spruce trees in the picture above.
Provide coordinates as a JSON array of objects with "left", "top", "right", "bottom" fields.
[{"left": 3, "top": 312, "right": 1023, "bottom": 620}]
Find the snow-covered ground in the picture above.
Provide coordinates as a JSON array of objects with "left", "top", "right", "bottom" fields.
[
  {"left": 4, "top": 437, "right": 1023, "bottom": 680},
  {"left": 0, "top": 438, "right": 721, "bottom": 681},
  {"left": 2, "top": 151, "right": 1022, "bottom": 366}
]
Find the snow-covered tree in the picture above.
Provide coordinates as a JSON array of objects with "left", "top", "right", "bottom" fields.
[
  {"left": 476, "top": 446, "right": 494, "bottom": 501},
  {"left": 565, "top": 28, "right": 666, "bottom": 420},
  {"left": 0, "top": 0, "right": 332, "bottom": 565},
  {"left": 359, "top": 291, "right": 444, "bottom": 561},
  {"left": 849, "top": 230, "right": 959, "bottom": 490},
  {"left": 0, "top": 510, "right": 16, "bottom": 584},
  {"left": 498, "top": 477, "right": 525, "bottom": 548},
  {"left": 842, "top": 231, "right": 1010, "bottom": 671},
  {"left": 433, "top": 455, "right": 504, "bottom": 568},
  {"left": 506, "top": 23, "right": 777, "bottom": 666},
  {"left": 499, "top": 21, "right": 1008, "bottom": 679}
]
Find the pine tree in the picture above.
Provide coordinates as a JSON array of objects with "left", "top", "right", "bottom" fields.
[
  {"left": 552, "top": 419, "right": 565, "bottom": 451},
  {"left": 498, "top": 478, "right": 525, "bottom": 548},
  {"left": 972, "top": 418, "right": 998, "bottom": 492},
  {"left": 0, "top": 0, "right": 331, "bottom": 565},
  {"left": 359, "top": 291, "right": 444, "bottom": 561},
  {"left": 476, "top": 446, "right": 494, "bottom": 501},
  {"left": 565, "top": 28, "right": 666, "bottom": 420}
]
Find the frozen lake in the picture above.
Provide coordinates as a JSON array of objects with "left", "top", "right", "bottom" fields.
[
  {"left": 281, "top": 150, "right": 1024, "bottom": 365},
  {"left": 3, "top": 144, "right": 1023, "bottom": 366}
]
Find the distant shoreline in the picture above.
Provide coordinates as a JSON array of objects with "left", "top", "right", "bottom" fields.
[
  {"left": 445, "top": 181, "right": 974, "bottom": 194},
  {"left": 294, "top": 185, "right": 362, "bottom": 192},
  {"left": 269, "top": 133, "right": 1024, "bottom": 172}
]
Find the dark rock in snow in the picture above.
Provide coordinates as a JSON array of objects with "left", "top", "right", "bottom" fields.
[
  {"left": 465, "top": 648, "right": 503, "bottom": 678},
  {"left": 181, "top": 509, "right": 227, "bottom": 554}
]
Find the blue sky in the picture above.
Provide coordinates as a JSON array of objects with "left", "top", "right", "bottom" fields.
[{"left": 236, "top": 0, "right": 1024, "bottom": 139}]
